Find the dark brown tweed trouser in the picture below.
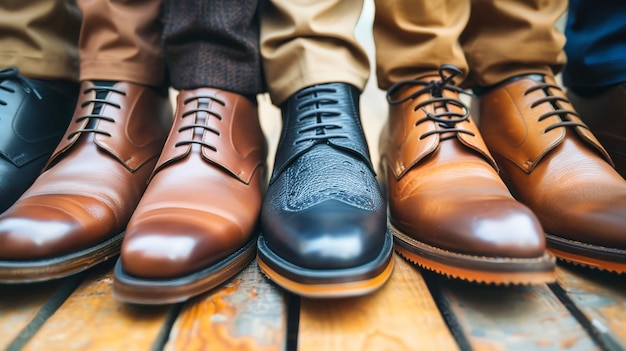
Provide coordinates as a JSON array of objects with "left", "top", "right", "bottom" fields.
[{"left": 162, "top": 0, "right": 264, "bottom": 96}]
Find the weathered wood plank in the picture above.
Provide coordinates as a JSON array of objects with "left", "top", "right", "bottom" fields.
[
  {"left": 21, "top": 263, "right": 174, "bottom": 351},
  {"left": 3, "top": 274, "right": 85, "bottom": 351},
  {"left": 297, "top": 254, "right": 458, "bottom": 351},
  {"left": 164, "top": 260, "right": 287, "bottom": 351},
  {"left": 556, "top": 264, "right": 626, "bottom": 350},
  {"left": 0, "top": 280, "right": 63, "bottom": 350},
  {"left": 431, "top": 271, "right": 599, "bottom": 351}
]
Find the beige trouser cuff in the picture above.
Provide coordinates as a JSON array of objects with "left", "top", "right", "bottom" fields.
[
  {"left": 373, "top": 0, "right": 567, "bottom": 89},
  {"left": 261, "top": 0, "right": 370, "bottom": 106},
  {"left": 78, "top": 0, "right": 165, "bottom": 87},
  {"left": 0, "top": 0, "right": 81, "bottom": 81}
]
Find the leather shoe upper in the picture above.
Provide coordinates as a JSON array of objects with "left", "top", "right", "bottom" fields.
[
  {"left": 380, "top": 66, "right": 546, "bottom": 258},
  {"left": 0, "top": 67, "right": 78, "bottom": 212},
  {"left": 477, "top": 75, "right": 626, "bottom": 248},
  {"left": 567, "top": 84, "right": 626, "bottom": 178},
  {"left": 261, "top": 83, "right": 386, "bottom": 269},
  {"left": 0, "top": 81, "right": 172, "bottom": 259},
  {"left": 120, "top": 88, "right": 267, "bottom": 279}
]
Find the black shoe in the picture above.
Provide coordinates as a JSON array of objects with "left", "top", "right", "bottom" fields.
[
  {"left": 258, "top": 82, "right": 393, "bottom": 298},
  {"left": 0, "top": 67, "right": 78, "bottom": 213}
]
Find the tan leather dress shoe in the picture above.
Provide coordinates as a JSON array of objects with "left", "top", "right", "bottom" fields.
[
  {"left": 567, "top": 84, "right": 626, "bottom": 178},
  {"left": 477, "top": 74, "right": 626, "bottom": 273},
  {"left": 0, "top": 82, "right": 172, "bottom": 283},
  {"left": 380, "top": 66, "right": 555, "bottom": 284},
  {"left": 113, "top": 88, "right": 267, "bottom": 304}
]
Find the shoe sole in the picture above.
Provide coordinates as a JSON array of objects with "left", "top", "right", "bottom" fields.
[
  {"left": 256, "top": 232, "right": 394, "bottom": 298},
  {"left": 390, "top": 223, "right": 556, "bottom": 285},
  {"left": 547, "top": 234, "right": 626, "bottom": 274},
  {"left": 112, "top": 236, "right": 257, "bottom": 305},
  {"left": 0, "top": 232, "right": 124, "bottom": 283}
]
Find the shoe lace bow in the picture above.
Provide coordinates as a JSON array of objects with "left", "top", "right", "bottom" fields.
[{"left": 387, "top": 64, "right": 475, "bottom": 140}]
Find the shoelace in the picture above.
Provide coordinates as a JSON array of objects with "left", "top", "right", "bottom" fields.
[
  {"left": 387, "top": 64, "right": 475, "bottom": 141},
  {"left": 524, "top": 82, "right": 589, "bottom": 133},
  {"left": 0, "top": 67, "right": 42, "bottom": 105},
  {"left": 175, "top": 95, "right": 224, "bottom": 151},
  {"left": 293, "top": 85, "right": 350, "bottom": 144},
  {"left": 68, "top": 85, "right": 126, "bottom": 139}
]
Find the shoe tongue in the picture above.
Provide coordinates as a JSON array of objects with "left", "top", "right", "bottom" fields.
[{"left": 91, "top": 81, "right": 117, "bottom": 117}]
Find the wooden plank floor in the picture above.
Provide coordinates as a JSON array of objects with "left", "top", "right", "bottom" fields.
[{"left": 2, "top": 253, "right": 625, "bottom": 351}]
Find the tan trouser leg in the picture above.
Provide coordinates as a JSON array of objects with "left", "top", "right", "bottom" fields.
[
  {"left": 0, "top": 0, "right": 81, "bottom": 81},
  {"left": 260, "top": 0, "right": 370, "bottom": 105},
  {"left": 373, "top": 0, "right": 471, "bottom": 90},
  {"left": 462, "top": 0, "right": 567, "bottom": 87},
  {"left": 78, "top": 0, "right": 165, "bottom": 87},
  {"left": 373, "top": 0, "right": 567, "bottom": 90}
]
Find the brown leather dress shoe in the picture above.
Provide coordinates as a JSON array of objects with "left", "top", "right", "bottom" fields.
[
  {"left": 380, "top": 66, "right": 555, "bottom": 284},
  {"left": 113, "top": 88, "right": 267, "bottom": 304},
  {"left": 0, "top": 82, "right": 172, "bottom": 283},
  {"left": 567, "top": 84, "right": 626, "bottom": 178},
  {"left": 477, "top": 74, "right": 626, "bottom": 274}
]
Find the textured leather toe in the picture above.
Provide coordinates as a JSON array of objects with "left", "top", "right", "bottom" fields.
[
  {"left": 263, "top": 199, "right": 384, "bottom": 269},
  {"left": 261, "top": 83, "right": 387, "bottom": 270}
]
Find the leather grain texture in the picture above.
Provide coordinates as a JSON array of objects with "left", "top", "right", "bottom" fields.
[{"left": 261, "top": 83, "right": 387, "bottom": 270}]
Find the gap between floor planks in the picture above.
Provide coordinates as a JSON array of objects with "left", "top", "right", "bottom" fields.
[{"left": 2, "top": 255, "right": 626, "bottom": 350}]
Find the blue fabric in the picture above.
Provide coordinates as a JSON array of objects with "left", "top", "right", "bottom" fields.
[{"left": 563, "top": 0, "right": 626, "bottom": 91}]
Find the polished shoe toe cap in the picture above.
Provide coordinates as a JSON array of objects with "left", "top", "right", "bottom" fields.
[
  {"left": 261, "top": 199, "right": 386, "bottom": 270},
  {"left": 540, "top": 193, "right": 626, "bottom": 248},
  {"left": 121, "top": 209, "right": 250, "bottom": 279},
  {"left": 0, "top": 196, "right": 106, "bottom": 259},
  {"left": 393, "top": 197, "right": 546, "bottom": 259},
  {"left": 465, "top": 205, "right": 546, "bottom": 258},
  {"left": 121, "top": 234, "right": 203, "bottom": 279}
]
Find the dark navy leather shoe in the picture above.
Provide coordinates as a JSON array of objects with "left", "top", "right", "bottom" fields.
[
  {"left": 0, "top": 67, "right": 78, "bottom": 213},
  {"left": 258, "top": 83, "right": 393, "bottom": 297}
]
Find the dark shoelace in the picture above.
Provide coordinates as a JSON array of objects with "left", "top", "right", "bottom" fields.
[
  {"left": 387, "top": 64, "right": 475, "bottom": 141},
  {"left": 524, "top": 82, "right": 589, "bottom": 133},
  {"left": 0, "top": 67, "right": 42, "bottom": 105},
  {"left": 68, "top": 84, "right": 126, "bottom": 139},
  {"left": 293, "top": 85, "right": 350, "bottom": 145},
  {"left": 175, "top": 95, "right": 225, "bottom": 151}
]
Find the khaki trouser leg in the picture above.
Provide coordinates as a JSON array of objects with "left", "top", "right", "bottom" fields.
[
  {"left": 462, "top": 0, "right": 567, "bottom": 87},
  {"left": 373, "top": 0, "right": 471, "bottom": 90},
  {"left": 0, "top": 0, "right": 81, "bottom": 81},
  {"left": 260, "top": 0, "right": 370, "bottom": 106},
  {"left": 373, "top": 0, "right": 567, "bottom": 90},
  {"left": 78, "top": 0, "right": 165, "bottom": 87}
]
